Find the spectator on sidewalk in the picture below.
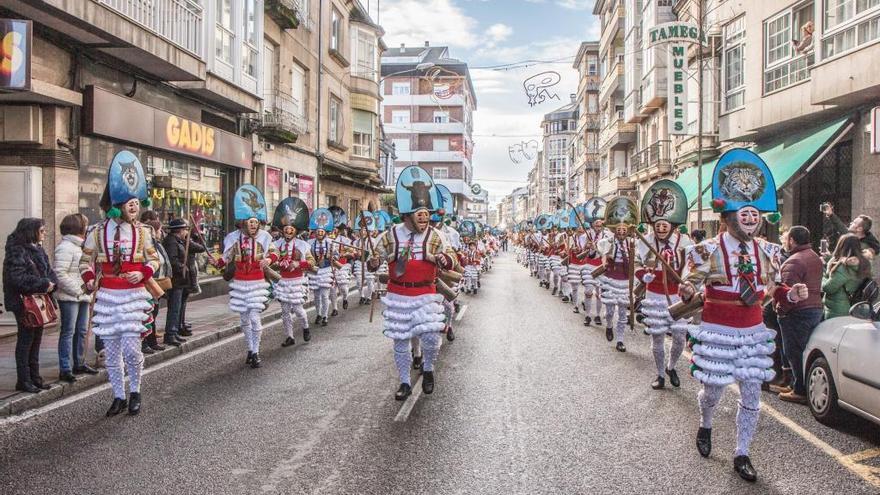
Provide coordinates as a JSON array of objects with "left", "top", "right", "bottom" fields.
[
  {"left": 141, "top": 213, "right": 170, "bottom": 354},
  {"left": 822, "top": 234, "right": 873, "bottom": 320},
  {"left": 163, "top": 219, "right": 206, "bottom": 345},
  {"left": 53, "top": 213, "right": 99, "bottom": 383},
  {"left": 767, "top": 230, "right": 792, "bottom": 393},
  {"left": 775, "top": 226, "right": 824, "bottom": 404},
  {"left": 823, "top": 204, "right": 880, "bottom": 258},
  {"left": 3, "top": 218, "right": 58, "bottom": 394}
]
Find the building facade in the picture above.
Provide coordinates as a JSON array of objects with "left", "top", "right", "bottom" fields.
[
  {"left": 379, "top": 43, "right": 480, "bottom": 217},
  {"left": 526, "top": 97, "right": 578, "bottom": 214},
  {"left": 570, "top": 41, "right": 602, "bottom": 203}
]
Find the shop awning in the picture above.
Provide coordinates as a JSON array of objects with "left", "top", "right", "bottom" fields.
[{"left": 675, "top": 117, "right": 854, "bottom": 211}]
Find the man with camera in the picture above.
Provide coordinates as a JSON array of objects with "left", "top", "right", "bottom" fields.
[{"left": 822, "top": 202, "right": 880, "bottom": 259}]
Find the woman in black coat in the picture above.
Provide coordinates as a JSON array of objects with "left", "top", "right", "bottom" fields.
[{"left": 3, "top": 218, "right": 58, "bottom": 393}]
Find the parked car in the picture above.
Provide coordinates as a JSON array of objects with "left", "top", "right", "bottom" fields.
[{"left": 804, "top": 302, "right": 880, "bottom": 426}]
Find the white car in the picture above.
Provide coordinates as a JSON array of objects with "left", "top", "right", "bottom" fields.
[{"left": 804, "top": 302, "right": 880, "bottom": 426}]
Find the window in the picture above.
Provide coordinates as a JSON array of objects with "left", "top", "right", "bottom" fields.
[
  {"left": 349, "top": 199, "right": 360, "bottom": 217},
  {"left": 392, "top": 82, "right": 410, "bottom": 95},
  {"left": 433, "top": 138, "right": 449, "bottom": 152},
  {"left": 352, "top": 109, "right": 374, "bottom": 158},
  {"left": 350, "top": 27, "right": 377, "bottom": 80},
  {"left": 326, "top": 195, "right": 338, "bottom": 207},
  {"left": 433, "top": 111, "right": 449, "bottom": 123},
  {"left": 588, "top": 94, "right": 599, "bottom": 113},
  {"left": 432, "top": 167, "right": 449, "bottom": 179},
  {"left": 291, "top": 62, "right": 306, "bottom": 124},
  {"left": 822, "top": 0, "right": 880, "bottom": 58},
  {"left": 549, "top": 158, "right": 566, "bottom": 176},
  {"left": 587, "top": 55, "right": 599, "bottom": 75},
  {"left": 215, "top": 0, "right": 234, "bottom": 64},
  {"left": 586, "top": 132, "right": 598, "bottom": 152},
  {"left": 330, "top": 8, "right": 342, "bottom": 52},
  {"left": 262, "top": 41, "right": 277, "bottom": 111},
  {"left": 764, "top": 2, "right": 814, "bottom": 93},
  {"left": 243, "top": 0, "right": 258, "bottom": 77},
  {"left": 329, "top": 96, "right": 342, "bottom": 144},
  {"left": 723, "top": 16, "right": 746, "bottom": 110},
  {"left": 391, "top": 110, "right": 410, "bottom": 124}
]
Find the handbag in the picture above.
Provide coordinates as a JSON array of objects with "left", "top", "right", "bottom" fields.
[{"left": 20, "top": 258, "right": 58, "bottom": 329}]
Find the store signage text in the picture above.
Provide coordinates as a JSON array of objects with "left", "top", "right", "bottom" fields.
[
  {"left": 0, "top": 19, "right": 31, "bottom": 91},
  {"left": 151, "top": 187, "right": 219, "bottom": 208},
  {"left": 165, "top": 116, "right": 216, "bottom": 157},
  {"left": 648, "top": 22, "right": 707, "bottom": 47},
  {"left": 667, "top": 44, "right": 688, "bottom": 135}
]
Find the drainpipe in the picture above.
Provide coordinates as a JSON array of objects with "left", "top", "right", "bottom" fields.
[{"left": 315, "top": 0, "right": 325, "bottom": 208}]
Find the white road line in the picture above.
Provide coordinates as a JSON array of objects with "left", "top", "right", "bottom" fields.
[
  {"left": 394, "top": 376, "right": 424, "bottom": 422},
  {"left": 455, "top": 305, "right": 468, "bottom": 321}
]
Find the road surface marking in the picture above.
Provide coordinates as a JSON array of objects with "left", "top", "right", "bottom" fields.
[
  {"left": 455, "top": 305, "right": 468, "bottom": 321},
  {"left": 394, "top": 376, "right": 424, "bottom": 422},
  {"left": 681, "top": 350, "right": 880, "bottom": 489}
]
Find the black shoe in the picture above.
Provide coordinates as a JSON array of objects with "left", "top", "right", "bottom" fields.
[
  {"left": 149, "top": 343, "right": 167, "bottom": 352},
  {"left": 616, "top": 342, "right": 626, "bottom": 352},
  {"left": 246, "top": 351, "right": 254, "bottom": 364},
  {"left": 422, "top": 371, "right": 435, "bottom": 394},
  {"left": 106, "top": 398, "right": 127, "bottom": 417},
  {"left": 183, "top": 322, "right": 193, "bottom": 330},
  {"left": 447, "top": 328, "right": 455, "bottom": 342},
  {"left": 251, "top": 353, "right": 262, "bottom": 368},
  {"left": 584, "top": 316, "right": 591, "bottom": 326},
  {"left": 281, "top": 336, "right": 296, "bottom": 347},
  {"left": 163, "top": 336, "right": 182, "bottom": 347},
  {"left": 31, "top": 377, "right": 50, "bottom": 390},
  {"left": 59, "top": 372, "right": 77, "bottom": 384},
  {"left": 15, "top": 381, "right": 40, "bottom": 393},
  {"left": 315, "top": 315, "right": 322, "bottom": 324},
  {"left": 178, "top": 328, "right": 193, "bottom": 337},
  {"left": 174, "top": 335, "right": 188, "bottom": 344},
  {"left": 321, "top": 317, "right": 328, "bottom": 327},
  {"left": 477, "top": 281, "right": 481, "bottom": 288},
  {"left": 74, "top": 364, "right": 99, "bottom": 375},
  {"left": 572, "top": 307, "right": 580, "bottom": 314},
  {"left": 605, "top": 327, "right": 614, "bottom": 342},
  {"left": 651, "top": 376, "right": 665, "bottom": 389},
  {"left": 552, "top": 288, "right": 557, "bottom": 296},
  {"left": 343, "top": 299, "right": 349, "bottom": 310},
  {"left": 412, "top": 355, "right": 423, "bottom": 370},
  {"left": 561, "top": 296, "right": 570, "bottom": 303},
  {"left": 733, "top": 455, "right": 757, "bottom": 482},
  {"left": 666, "top": 369, "right": 681, "bottom": 388},
  {"left": 128, "top": 392, "right": 141, "bottom": 415},
  {"left": 696, "top": 427, "right": 712, "bottom": 457},
  {"left": 141, "top": 344, "right": 155, "bottom": 355},
  {"left": 303, "top": 328, "right": 311, "bottom": 342},
  {"left": 594, "top": 316, "right": 602, "bottom": 326},
  {"left": 331, "top": 309, "right": 339, "bottom": 317},
  {"left": 395, "top": 383, "right": 412, "bottom": 401}
]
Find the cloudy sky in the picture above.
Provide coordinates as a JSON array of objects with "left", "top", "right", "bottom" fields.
[{"left": 373, "top": 0, "right": 600, "bottom": 206}]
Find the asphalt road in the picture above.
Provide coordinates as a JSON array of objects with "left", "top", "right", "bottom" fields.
[{"left": 2, "top": 253, "right": 880, "bottom": 494}]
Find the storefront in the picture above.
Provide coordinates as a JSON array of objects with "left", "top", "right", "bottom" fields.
[{"left": 80, "top": 86, "right": 253, "bottom": 274}]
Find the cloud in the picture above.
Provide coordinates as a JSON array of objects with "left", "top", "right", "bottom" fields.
[
  {"left": 485, "top": 23, "right": 513, "bottom": 46},
  {"left": 555, "top": 0, "right": 595, "bottom": 9},
  {"left": 380, "top": 0, "right": 480, "bottom": 49}
]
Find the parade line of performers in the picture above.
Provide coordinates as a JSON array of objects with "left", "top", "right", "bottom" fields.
[
  {"left": 512, "top": 148, "right": 809, "bottom": 483},
  {"left": 78, "top": 155, "right": 501, "bottom": 415}
]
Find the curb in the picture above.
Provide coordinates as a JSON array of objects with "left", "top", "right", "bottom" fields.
[{"left": 0, "top": 289, "right": 359, "bottom": 418}]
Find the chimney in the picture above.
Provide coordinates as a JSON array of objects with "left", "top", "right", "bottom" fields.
[
  {"left": 570, "top": 93, "right": 576, "bottom": 103},
  {"left": 424, "top": 41, "right": 430, "bottom": 47},
  {"left": 400, "top": 43, "right": 405, "bottom": 53}
]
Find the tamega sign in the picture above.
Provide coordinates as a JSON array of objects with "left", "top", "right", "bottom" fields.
[{"left": 648, "top": 22, "right": 708, "bottom": 47}]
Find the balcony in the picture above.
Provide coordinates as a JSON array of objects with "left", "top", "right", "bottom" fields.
[
  {"left": 265, "top": 0, "right": 305, "bottom": 30},
  {"left": 630, "top": 140, "right": 672, "bottom": 180},
  {"left": 252, "top": 93, "right": 306, "bottom": 144},
  {"left": 598, "top": 118, "right": 636, "bottom": 150},
  {"left": 598, "top": 57, "right": 624, "bottom": 103},
  {"left": 100, "top": 0, "right": 202, "bottom": 55},
  {"left": 407, "top": 121, "right": 466, "bottom": 134},
  {"left": 600, "top": 4, "right": 625, "bottom": 52},
  {"left": 584, "top": 116, "right": 601, "bottom": 130},
  {"left": 624, "top": 89, "right": 646, "bottom": 123},
  {"left": 382, "top": 93, "right": 466, "bottom": 107},
  {"left": 404, "top": 150, "right": 470, "bottom": 164}
]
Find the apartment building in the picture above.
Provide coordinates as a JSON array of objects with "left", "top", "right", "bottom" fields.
[
  {"left": 499, "top": 186, "right": 529, "bottom": 228},
  {"left": 379, "top": 43, "right": 479, "bottom": 216},
  {"left": 538, "top": 97, "right": 579, "bottom": 211},
  {"left": 570, "top": 41, "right": 602, "bottom": 203}
]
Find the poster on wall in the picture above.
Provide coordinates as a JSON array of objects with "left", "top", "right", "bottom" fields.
[
  {"left": 0, "top": 19, "right": 32, "bottom": 91},
  {"left": 298, "top": 176, "right": 314, "bottom": 209}
]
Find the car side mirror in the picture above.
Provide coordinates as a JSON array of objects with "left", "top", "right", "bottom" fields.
[{"left": 849, "top": 302, "right": 875, "bottom": 321}]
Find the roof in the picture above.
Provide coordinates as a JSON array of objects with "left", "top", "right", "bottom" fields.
[
  {"left": 544, "top": 100, "right": 579, "bottom": 122},
  {"left": 381, "top": 44, "right": 478, "bottom": 108},
  {"left": 573, "top": 41, "right": 600, "bottom": 68}
]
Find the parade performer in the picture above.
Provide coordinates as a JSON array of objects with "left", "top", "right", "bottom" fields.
[
  {"left": 80, "top": 151, "right": 158, "bottom": 416},
  {"left": 218, "top": 185, "right": 278, "bottom": 369},
  {"left": 634, "top": 180, "right": 693, "bottom": 389},
  {"left": 566, "top": 206, "right": 589, "bottom": 313},
  {"left": 352, "top": 211, "right": 377, "bottom": 305},
  {"left": 679, "top": 149, "right": 807, "bottom": 482},
  {"left": 581, "top": 199, "right": 610, "bottom": 326},
  {"left": 369, "top": 166, "right": 457, "bottom": 400},
  {"left": 596, "top": 197, "right": 638, "bottom": 352},
  {"left": 462, "top": 240, "right": 482, "bottom": 294},
  {"left": 329, "top": 223, "right": 353, "bottom": 316},
  {"left": 308, "top": 208, "right": 335, "bottom": 327},
  {"left": 272, "top": 197, "right": 315, "bottom": 347}
]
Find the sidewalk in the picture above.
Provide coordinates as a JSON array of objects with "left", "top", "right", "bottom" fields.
[{"left": 0, "top": 289, "right": 341, "bottom": 417}]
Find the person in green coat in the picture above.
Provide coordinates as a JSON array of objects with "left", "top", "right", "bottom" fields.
[{"left": 822, "top": 234, "right": 873, "bottom": 319}]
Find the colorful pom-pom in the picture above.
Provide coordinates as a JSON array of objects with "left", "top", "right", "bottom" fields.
[
  {"left": 679, "top": 224, "right": 689, "bottom": 234},
  {"left": 765, "top": 212, "right": 781, "bottom": 224},
  {"left": 107, "top": 206, "right": 121, "bottom": 219},
  {"left": 711, "top": 198, "right": 726, "bottom": 213},
  {"left": 141, "top": 197, "right": 151, "bottom": 208},
  {"left": 637, "top": 223, "right": 647, "bottom": 234}
]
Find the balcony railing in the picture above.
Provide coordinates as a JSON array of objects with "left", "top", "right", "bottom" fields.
[
  {"left": 100, "top": 0, "right": 202, "bottom": 56},
  {"left": 254, "top": 92, "right": 306, "bottom": 143},
  {"left": 630, "top": 140, "right": 672, "bottom": 173}
]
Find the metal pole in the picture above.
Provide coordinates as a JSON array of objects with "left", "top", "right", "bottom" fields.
[
  {"left": 696, "top": 0, "right": 704, "bottom": 229},
  {"left": 315, "top": 0, "right": 324, "bottom": 209}
]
